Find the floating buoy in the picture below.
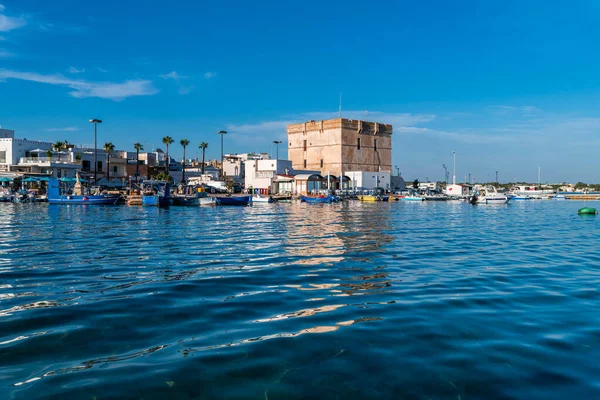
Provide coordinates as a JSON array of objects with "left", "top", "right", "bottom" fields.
[{"left": 578, "top": 207, "right": 597, "bottom": 215}]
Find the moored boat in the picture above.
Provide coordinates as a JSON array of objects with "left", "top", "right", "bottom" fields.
[
  {"left": 215, "top": 195, "right": 251, "bottom": 206},
  {"left": 401, "top": 196, "right": 424, "bottom": 201},
  {"left": 252, "top": 194, "right": 274, "bottom": 203},
  {"left": 300, "top": 194, "right": 335, "bottom": 204},
  {"left": 141, "top": 181, "right": 171, "bottom": 207},
  {"left": 48, "top": 178, "right": 120, "bottom": 205}
]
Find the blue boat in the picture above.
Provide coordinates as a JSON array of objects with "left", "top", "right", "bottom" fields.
[
  {"left": 48, "top": 178, "right": 120, "bottom": 205},
  {"left": 141, "top": 181, "right": 171, "bottom": 207},
  {"left": 300, "top": 194, "right": 334, "bottom": 204},
  {"left": 215, "top": 195, "right": 251, "bottom": 206}
]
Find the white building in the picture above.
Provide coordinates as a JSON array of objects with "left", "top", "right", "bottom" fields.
[
  {"left": 245, "top": 159, "right": 293, "bottom": 194},
  {"left": 346, "top": 170, "right": 391, "bottom": 190},
  {"left": 0, "top": 128, "right": 80, "bottom": 178}
]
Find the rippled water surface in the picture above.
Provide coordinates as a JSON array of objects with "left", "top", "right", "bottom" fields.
[{"left": 2, "top": 201, "right": 600, "bottom": 399}]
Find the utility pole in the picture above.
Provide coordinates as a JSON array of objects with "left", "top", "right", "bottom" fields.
[
  {"left": 443, "top": 164, "right": 447, "bottom": 184},
  {"left": 218, "top": 130, "right": 227, "bottom": 179},
  {"left": 89, "top": 118, "right": 102, "bottom": 184},
  {"left": 452, "top": 151, "right": 456, "bottom": 185}
]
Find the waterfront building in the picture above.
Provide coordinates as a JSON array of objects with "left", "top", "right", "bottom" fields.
[
  {"left": 287, "top": 118, "right": 392, "bottom": 177},
  {"left": 0, "top": 128, "right": 80, "bottom": 178},
  {"left": 346, "top": 171, "right": 391, "bottom": 190},
  {"left": 223, "top": 153, "right": 269, "bottom": 184},
  {"left": 445, "top": 183, "right": 473, "bottom": 197},
  {"left": 245, "top": 159, "right": 292, "bottom": 194}
]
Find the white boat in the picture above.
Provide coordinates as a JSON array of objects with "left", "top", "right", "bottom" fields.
[
  {"left": 552, "top": 194, "right": 566, "bottom": 200},
  {"left": 475, "top": 186, "right": 509, "bottom": 204},
  {"left": 252, "top": 195, "right": 274, "bottom": 203},
  {"left": 510, "top": 185, "right": 554, "bottom": 199},
  {"left": 511, "top": 195, "right": 531, "bottom": 201}
]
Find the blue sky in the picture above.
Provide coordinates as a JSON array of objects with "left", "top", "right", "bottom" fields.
[{"left": 1, "top": 0, "right": 600, "bottom": 183}]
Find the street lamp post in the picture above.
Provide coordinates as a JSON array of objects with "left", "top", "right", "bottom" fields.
[
  {"left": 89, "top": 119, "right": 102, "bottom": 183},
  {"left": 496, "top": 170, "right": 499, "bottom": 185},
  {"left": 443, "top": 164, "right": 447, "bottom": 184},
  {"left": 452, "top": 151, "right": 456, "bottom": 185},
  {"left": 273, "top": 140, "right": 282, "bottom": 161},
  {"left": 217, "top": 130, "right": 227, "bottom": 179}
]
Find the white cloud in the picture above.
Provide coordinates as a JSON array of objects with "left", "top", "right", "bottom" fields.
[
  {"left": 0, "top": 6, "right": 26, "bottom": 32},
  {"left": 46, "top": 127, "right": 79, "bottom": 132},
  {"left": 203, "top": 72, "right": 216, "bottom": 79},
  {"left": 160, "top": 70, "right": 193, "bottom": 95},
  {"left": 0, "top": 48, "right": 13, "bottom": 57},
  {"left": 67, "top": 66, "right": 85, "bottom": 74},
  {"left": 96, "top": 67, "right": 108, "bottom": 73},
  {"left": 0, "top": 69, "right": 158, "bottom": 100}
]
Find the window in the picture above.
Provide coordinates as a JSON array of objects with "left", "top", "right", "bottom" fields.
[
  {"left": 303, "top": 159, "right": 307, "bottom": 168},
  {"left": 357, "top": 138, "right": 361, "bottom": 149},
  {"left": 113, "top": 166, "right": 118, "bottom": 174},
  {"left": 82, "top": 160, "right": 91, "bottom": 171},
  {"left": 320, "top": 159, "right": 323, "bottom": 168},
  {"left": 97, "top": 161, "right": 103, "bottom": 172},
  {"left": 303, "top": 140, "right": 307, "bottom": 151},
  {"left": 374, "top": 139, "right": 377, "bottom": 151},
  {"left": 0, "top": 150, "right": 6, "bottom": 163}
]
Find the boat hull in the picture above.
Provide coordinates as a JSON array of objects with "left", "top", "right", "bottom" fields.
[
  {"left": 171, "top": 196, "right": 200, "bottom": 206},
  {"left": 48, "top": 195, "right": 120, "bottom": 205},
  {"left": 215, "top": 196, "right": 251, "bottom": 206},
  {"left": 300, "top": 195, "right": 334, "bottom": 204},
  {"left": 142, "top": 195, "right": 170, "bottom": 207}
]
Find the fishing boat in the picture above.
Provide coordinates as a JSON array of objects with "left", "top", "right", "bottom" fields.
[
  {"left": 473, "top": 186, "right": 509, "bottom": 204},
  {"left": 510, "top": 185, "right": 554, "bottom": 199},
  {"left": 171, "top": 195, "right": 200, "bottom": 206},
  {"left": 141, "top": 181, "right": 171, "bottom": 207},
  {"left": 252, "top": 194, "right": 275, "bottom": 203},
  {"left": 300, "top": 194, "right": 335, "bottom": 204},
  {"left": 47, "top": 178, "right": 120, "bottom": 205},
  {"left": 215, "top": 195, "right": 251, "bottom": 206}
]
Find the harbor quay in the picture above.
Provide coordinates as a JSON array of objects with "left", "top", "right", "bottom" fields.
[{"left": 1, "top": 120, "right": 599, "bottom": 204}]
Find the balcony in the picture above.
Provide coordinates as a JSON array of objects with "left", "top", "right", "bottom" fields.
[{"left": 19, "top": 157, "right": 80, "bottom": 165}]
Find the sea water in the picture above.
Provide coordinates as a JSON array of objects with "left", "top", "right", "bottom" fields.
[{"left": 1, "top": 201, "right": 600, "bottom": 399}]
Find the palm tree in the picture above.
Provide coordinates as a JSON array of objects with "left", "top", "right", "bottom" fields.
[
  {"left": 199, "top": 142, "right": 208, "bottom": 174},
  {"left": 103, "top": 142, "right": 115, "bottom": 180},
  {"left": 133, "top": 143, "right": 143, "bottom": 182},
  {"left": 53, "top": 141, "right": 65, "bottom": 161},
  {"left": 162, "top": 136, "right": 174, "bottom": 174},
  {"left": 180, "top": 138, "right": 190, "bottom": 183}
]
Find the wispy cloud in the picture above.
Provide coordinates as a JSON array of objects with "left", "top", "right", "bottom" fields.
[
  {"left": 160, "top": 70, "right": 193, "bottom": 95},
  {"left": 0, "top": 5, "right": 26, "bottom": 32},
  {"left": 67, "top": 66, "right": 85, "bottom": 74},
  {"left": 45, "top": 127, "right": 79, "bottom": 132},
  {"left": 96, "top": 67, "right": 108, "bottom": 73},
  {"left": 203, "top": 72, "right": 216, "bottom": 79},
  {"left": 0, "top": 69, "right": 158, "bottom": 100},
  {"left": 0, "top": 48, "right": 13, "bottom": 58}
]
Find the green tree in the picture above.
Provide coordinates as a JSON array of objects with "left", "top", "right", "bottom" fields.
[
  {"left": 180, "top": 139, "right": 190, "bottom": 183},
  {"left": 162, "top": 136, "right": 174, "bottom": 174},
  {"left": 153, "top": 172, "right": 174, "bottom": 183},
  {"left": 199, "top": 142, "right": 208, "bottom": 175},
  {"left": 103, "top": 142, "right": 115, "bottom": 180},
  {"left": 53, "top": 141, "right": 65, "bottom": 161},
  {"left": 134, "top": 143, "right": 144, "bottom": 182}
]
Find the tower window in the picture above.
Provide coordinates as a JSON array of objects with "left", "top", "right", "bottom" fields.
[
  {"left": 304, "top": 159, "right": 307, "bottom": 168},
  {"left": 357, "top": 138, "right": 361, "bottom": 149},
  {"left": 303, "top": 140, "right": 307, "bottom": 151},
  {"left": 374, "top": 139, "right": 377, "bottom": 151},
  {"left": 320, "top": 159, "right": 323, "bottom": 168}
]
